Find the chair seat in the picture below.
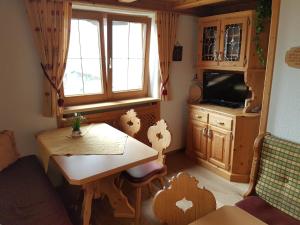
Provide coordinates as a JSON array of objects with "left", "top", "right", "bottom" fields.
[
  {"left": 236, "top": 196, "right": 300, "bottom": 225},
  {"left": 123, "top": 161, "right": 167, "bottom": 183}
]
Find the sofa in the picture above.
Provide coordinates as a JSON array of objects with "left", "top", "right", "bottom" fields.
[
  {"left": 236, "top": 133, "right": 300, "bottom": 225},
  {"left": 0, "top": 131, "right": 72, "bottom": 225}
]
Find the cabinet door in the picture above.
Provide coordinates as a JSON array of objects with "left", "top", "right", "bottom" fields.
[
  {"left": 188, "top": 121, "right": 208, "bottom": 159},
  {"left": 198, "top": 20, "right": 221, "bottom": 67},
  {"left": 207, "top": 126, "right": 232, "bottom": 170},
  {"left": 219, "top": 17, "right": 249, "bottom": 67}
]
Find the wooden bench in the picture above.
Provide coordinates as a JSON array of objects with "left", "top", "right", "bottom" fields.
[{"left": 236, "top": 133, "right": 300, "bottom": 225}]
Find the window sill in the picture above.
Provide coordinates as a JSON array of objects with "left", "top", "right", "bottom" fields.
[{"left": 63, "top": 97, "right": 160, "bottom": 115}]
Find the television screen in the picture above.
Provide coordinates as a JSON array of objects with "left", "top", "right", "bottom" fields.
[{"left": 202, "top": 72, "right": 250, "bottom": 108}]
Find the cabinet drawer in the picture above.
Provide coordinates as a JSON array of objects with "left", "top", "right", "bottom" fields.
[
  {"left": 209, "top": 113, "right": 233, "bottom": 130},
  {"left": 190, "top": 110, "right": 208, "bottom": 123}
]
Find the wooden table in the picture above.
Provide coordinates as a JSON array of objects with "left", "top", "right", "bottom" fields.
[
  {"left": 189, "top": 206, "right": 267, "bottom": 225},
  {"left": 37, "top": 123, "right": 158, "bottom": 225}
]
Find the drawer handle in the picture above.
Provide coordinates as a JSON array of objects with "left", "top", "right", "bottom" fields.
[
  {"left": 202, "top": 128, "right": 208, "bottom": 136},
  {"left": 196, "top": 115, "right": 202, "bottom": 119},
  {"left": 217, "top": 121, "right": 225, "bottom": 126}
]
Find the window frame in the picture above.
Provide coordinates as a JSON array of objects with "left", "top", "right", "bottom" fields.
[
  {"left": 107, "top": 14, "right": 151, "bottom": 100},
  {"left": 62, "top": 10, "right": 151, "bottom": 106},
  {"left": 63, "top": 10, "right": 108, "bottom": 106}
]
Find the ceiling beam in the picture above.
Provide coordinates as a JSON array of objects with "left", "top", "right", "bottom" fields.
[
  {"left": 72, "top": 0, "right": 172, "bottom": 12},
  {"left": 173, "top": 0, "right": 228, "bottom": 10}
]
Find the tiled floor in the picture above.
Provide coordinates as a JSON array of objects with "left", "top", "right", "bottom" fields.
[{"left": 65, "top": 151, "right": 248, "bottom": 225}]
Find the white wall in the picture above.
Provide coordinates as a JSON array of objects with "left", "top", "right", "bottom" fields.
[
  {"left": 0, "top": 0, "right": 57, "bottom": 155},
  {"left": 161, "top": 15, "right": 197, "bottom": 152},
  {"left": 267, "top": 0, "right": 300, "bottom": 143}
]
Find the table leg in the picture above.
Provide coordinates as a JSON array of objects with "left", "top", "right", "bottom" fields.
[
  {"left": 81, "top": 174, "right": 135, "bottom": 224},
  {"left": 94, "top": 174, "right": 135, "bottom": 218},
  {"left": 82, "top": 185, "right": 94, "bottom": 225}
]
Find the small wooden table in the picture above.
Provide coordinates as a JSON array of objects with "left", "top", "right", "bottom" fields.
[
  {"left": 37, "top": 123, "right": 158, "bottom": 225},
  {"left": 189, "top": 206, "right": 267, "bottom": 225}
]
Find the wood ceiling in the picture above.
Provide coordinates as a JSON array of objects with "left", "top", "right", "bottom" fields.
[{"left": 73, "top": 0, "right": 257, "bottom": 16}]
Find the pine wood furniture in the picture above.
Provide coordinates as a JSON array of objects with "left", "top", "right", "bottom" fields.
[
  {"left": 198, "top": 10, "right": 268, "bottom": 71},
  {"left": 153, "top": 172, "right": 216, "bottom": 225},
  {"left": 121, "top": 119, "right": 171, "bottom": 225},
  {"left": 188, "top": 206, "right": 267, "bottom": 225},
  {"left": 236, "top": 133, "right": 300, "bottom": 225},
  {"left": 60, "top": 101, "right": 160, "bottom": 147},
  {"left": 197, "top": 10, "right": 269, "bottom": 113},
  {"left": 186, "top": 104, "right": 260, "bottom": 183},
  {"left": 120, "top": 109, "right": 141, "bottom": 137},
  {"left": 37, "top": 123, "right": 158, "bottom": 225}
]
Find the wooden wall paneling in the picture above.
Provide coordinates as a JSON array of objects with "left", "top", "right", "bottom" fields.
[
  {"left": 259, "top": 0, "right": 281, "bottom": 134},
  {"left": 72, "top": 0, "right": 171, "bottom": 12},
  {"left": 173, "top": 0, "right": 226, "bottom": 10},
  {"left": 60, "top": 102, "right": 160, "bottom": 146}
]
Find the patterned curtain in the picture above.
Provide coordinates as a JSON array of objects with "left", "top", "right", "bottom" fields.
[
  {"left": 156, "top": 11, "right": 179, "bottom": 101},
  {"left": 25, "top": 0, "right": 72, "bottom": 116}
]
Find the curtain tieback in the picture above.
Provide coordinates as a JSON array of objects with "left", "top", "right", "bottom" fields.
[
  {"left": 41, "top": 63, "right": 64, "bottom": 107},
  {"left": 161, "top": 75, "right": 170, "bottom": 97}
]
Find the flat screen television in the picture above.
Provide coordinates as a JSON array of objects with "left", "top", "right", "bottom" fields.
[{"left": 202, "top": 72, "right": 250, "bottom": 108}]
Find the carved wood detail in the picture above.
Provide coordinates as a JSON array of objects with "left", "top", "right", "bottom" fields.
[{"left": 153, "top": 172, "right": 216, "bottom": 225}]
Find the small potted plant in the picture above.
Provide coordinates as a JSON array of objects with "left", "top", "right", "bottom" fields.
[{"left": 71, "top": 113, "right": 85, "bottom": 137}]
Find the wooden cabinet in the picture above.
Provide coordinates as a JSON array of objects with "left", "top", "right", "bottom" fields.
[
  {"left": 198, "top": 20, "right": 220, "bottom": 67},
  {"left": 198, "top": 10, "right": 269, "bottom": 71},
  {"left": 207, "top": 125, "right": 231, "bottom": 170},
  {"left": 189, "top": 121, "right": 207, "bottom": 159},
  {"left": 186, "top": 104, "right": 260, "bottom": 183}
]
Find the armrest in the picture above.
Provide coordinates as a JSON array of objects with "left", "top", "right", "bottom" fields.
[{"left": 243, "top": 133, "right": 266, "bottom": 197}]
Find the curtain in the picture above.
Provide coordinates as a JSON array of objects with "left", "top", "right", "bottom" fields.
[
  {"left": 25, "top": 0, "right": 72, "bottom": 116},
  {"left": 156, "top": 11, "right": 179, "bottom": 101}
]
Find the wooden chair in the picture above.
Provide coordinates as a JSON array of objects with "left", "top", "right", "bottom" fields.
[
  {"left": 121, "top": 119, "right": 171, "bottom": 225},
  {"left": 119, "top": 109, "right": 141, "bottom": 137},
  {"left": 153, "top": 172, "right": 216, "bottom": 225}
]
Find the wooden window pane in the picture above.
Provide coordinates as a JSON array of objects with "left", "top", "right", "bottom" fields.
[
  {"left": 63, "top": 18, "right": 104, "bottom": 96},
  {"left": 64, "top": 58, "right": 84, "bottom": 96},
  {"left": 112, "top": 21, "right": 146, "bottom": 93}
]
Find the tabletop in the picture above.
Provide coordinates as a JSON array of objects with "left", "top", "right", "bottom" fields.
[
  {"left": 189, "top": 206, "right": 267, "bottom": 225},
  {"left": 39, "top": 123, "right": 158, "bottom": 185}
]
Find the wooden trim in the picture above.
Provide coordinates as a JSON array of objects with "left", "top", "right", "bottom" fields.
[
  {"left": 63, "top": 97, "right": 159, "bottom": 114},
  {"left": 244, "top": 133, "right": 266, "bottom": 197},
  {"left": 259, "top": 0, "right": 281, "bottom": 134},
  {"left": 173, "top": 0, "right": 226, "bottom": 10},
  {"left": 72, "top": 0, "right": 172, "bottom": 12}
]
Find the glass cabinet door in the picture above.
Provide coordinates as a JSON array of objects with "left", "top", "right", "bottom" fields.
[
  {"left": 219, "top": 17, "right": 248, "bottom": 67},
  {"left": 198, "top": 21, "right": 220, "bottom": 66}
]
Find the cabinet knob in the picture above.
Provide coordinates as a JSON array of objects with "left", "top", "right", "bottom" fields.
[{"left": 196, "top": 114, "right": 202, "bottom": 119}]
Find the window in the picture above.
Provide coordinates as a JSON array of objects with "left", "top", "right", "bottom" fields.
[{"left": 63, "top": 11, "right": 151, "bottom": 106}]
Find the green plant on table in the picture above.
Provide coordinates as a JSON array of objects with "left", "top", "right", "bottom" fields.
[{"left": 72, "top": 113, "right": 85, "bottom": 132}]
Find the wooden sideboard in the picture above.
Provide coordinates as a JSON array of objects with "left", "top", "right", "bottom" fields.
[{"left": 186, "top": 104, "right": 260, "bottom": 183}]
